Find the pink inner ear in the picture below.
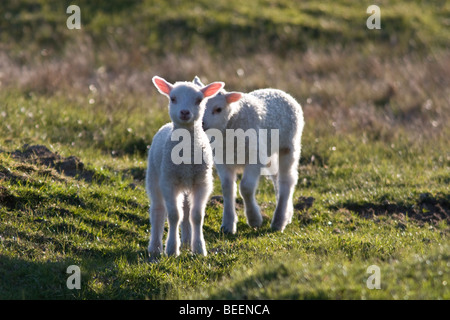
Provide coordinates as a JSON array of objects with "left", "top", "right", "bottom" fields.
[
  {"left": 153, "top": 77, "right": 172, "bottom": 95},
  {"left": 201, "top": 82, "right": 224, "bottom": 97},
  {"left": 226, "top": 92, "right": 242, "bottom": 103}
]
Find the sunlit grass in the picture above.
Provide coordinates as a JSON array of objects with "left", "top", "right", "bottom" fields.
[{"left": 0, "top": 0, "right": 449, "bottom": 300}]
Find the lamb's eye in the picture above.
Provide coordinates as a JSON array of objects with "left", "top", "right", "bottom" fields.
[
  {"left": 195, "top": 97, "right": 202, "bottom": 105},
  {"left": 171, "top": 96, "right": 177, "bottom": 103},
  {"left": 215, "top": 107, "right": 222, "bottom": 114}
]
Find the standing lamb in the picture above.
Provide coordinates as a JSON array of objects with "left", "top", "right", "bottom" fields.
[
  {"left": 146, "top": 76, "right": 224, "bottom": 260},
  {"left": 194, "top": 76, "right": 304, "bottom": 233}
]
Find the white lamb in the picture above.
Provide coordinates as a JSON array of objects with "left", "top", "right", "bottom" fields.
[
  {"left": 194, "top": 76, "right": 304, "bottom": 233},
  {"left": 146, "top": 76, "right": 224, "bottom": 260}
]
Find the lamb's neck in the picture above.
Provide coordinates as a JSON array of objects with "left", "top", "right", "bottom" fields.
[{"left": 172, "top": 123, "right": 204, "bottom": 137}]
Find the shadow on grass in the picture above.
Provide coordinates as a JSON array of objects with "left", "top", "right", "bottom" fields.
[
  {"left": 330, "top": 193, "right": 449, "bottom": 226},
  {"left": 0, "top": 255, "right": 80, "bottom": 299}
]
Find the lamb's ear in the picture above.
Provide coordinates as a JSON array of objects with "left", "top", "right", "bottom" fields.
[
  {"left": 193, "top": 76, "right": 205, "bottom": 87},
  {"left": 201, "top": 82, "right": 225, "bottom": 98},
  {"left": 152, "top": 76, "right": 173, "bottom": 97},
  {"left": 225, "top": 92, "right": 243, "bottom": 104}
]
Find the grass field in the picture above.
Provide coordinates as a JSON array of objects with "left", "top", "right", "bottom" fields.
[{"left": 0, "top": 0, "right": 449, "bottom": 300}]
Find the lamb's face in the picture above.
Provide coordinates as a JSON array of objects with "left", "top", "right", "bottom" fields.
[
  {"left": 153, "top": 76, "right": 224, "bottom": 128},
  {"left": 202, "top": 90, "right": 243, "bottom": 131},
  {"left": 202, "top": 92, "right": 231, "bottom": 131},
  {"left": 169, "top": 84, "right": 205, "bottom": 127}
]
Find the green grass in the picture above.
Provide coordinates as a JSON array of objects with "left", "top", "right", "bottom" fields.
[
  {"left": 1, "top": 99, "right": 448, "bottom": 299},
  {"left": 2, "top": 0, "right": 449, "bottom": 56},
  {"left": 0, "top": 0, "right": 449, "bottom": 300}
]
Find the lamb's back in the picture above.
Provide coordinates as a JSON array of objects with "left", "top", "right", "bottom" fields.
[{"left": 249, "top": 89, "right": 303, "bottom": 148}]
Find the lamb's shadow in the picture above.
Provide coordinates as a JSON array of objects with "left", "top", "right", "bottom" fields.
[
  {"left": 0, "top": 255, "right": 79, "bottom": 299},
  {"left": 203, "top": 195, "right": 316, "bottom": 241},
  {"left": 202, "top": 220, "right": 273, "bottom": 241},
  {"left": 330, "top": 193, "right": 449, "bottom": 226}
]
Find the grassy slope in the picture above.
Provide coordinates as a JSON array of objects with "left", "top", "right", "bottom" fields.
[
  {"left": 1, "top": 92, "right": 448, "bottom": 299},
  {"left": 0, "top": 0, "right": 449, "bottom": 299},
  {"left": 3, "top": 0, "right": 449, "bottom": 53}
]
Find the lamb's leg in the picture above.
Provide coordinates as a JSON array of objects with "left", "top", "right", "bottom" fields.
[
  {"left": 271, "top": 149, "right": 298, "bottom": 231},
  {"left": 239, "top": 165, "right": 263, "bottom": 228},
  {"left": 217, "top": 165, "right": 237, "bottom": 234},
  {"left": 148, "top": 186, "right": 166, "bottom": 261},
  {"left": 269, "top": 173, "right": 279, "bottom": 201},
  {"left": 190, "top": 185, "right": 210, "bottom": 256},
  {"left": 180, "top": 193, "right": 191, "bottom": 249},
  {"left": 162, "top": 188, "right": 182, "bottom": 256}
]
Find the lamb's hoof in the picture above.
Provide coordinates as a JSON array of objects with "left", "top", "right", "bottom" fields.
[
  {"left": 165, "top": 248, "right": 180, "bottom": 257},
  {"left": 148, "top": 252, "right": 161, "bottom": 263},
  {"left": 270, "top": 222, "right": 286, "bottom": 232},
  {"left": 220, "top": 224, "right": 236, "bottom": 234},
  {"left": 191, "top": 241, "right": 207, "bottom": 256},
  {"left": 192, "top": 248, "right": 208, "bottom": 257},
  {"left": 247, "top": 216, "right": 263, "bottom": 229}
]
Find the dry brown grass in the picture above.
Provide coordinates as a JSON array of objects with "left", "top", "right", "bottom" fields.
[{"left": 1, "top": 36, "right": 449, "bottom": 147}]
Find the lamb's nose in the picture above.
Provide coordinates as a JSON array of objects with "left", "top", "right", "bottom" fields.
[{"left": 180, "top": 110, "right": 190, "bottom": 120}]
